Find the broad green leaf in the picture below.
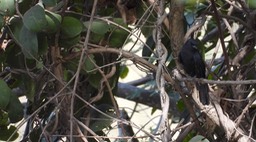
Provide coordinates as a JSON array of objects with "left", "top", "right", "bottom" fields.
[
  {"left": 84, "top": 55, "right": 96, "bottom": 73},
  {"left": 119, "top": 65, "right": 129, "bottom": 79},
  {"left": 23, "top": 3, "right": 47, "bottom": 32},
  {"left": 109, "top": 28, "right": 129, "bottom": 47},
  {"left": 59, "top": 34, "right": 81, "bottom": 48},
  {"left": 37, "top": 34, "right": 48, "bottom": 55},
  {"left": 0, "top": 79, "right": 11, "bottom": 109},
  {"left": 90, "top": 104, "right": 114, "bottom": 132},
  {"left": 112, "top": 18, "right": 127, "bottom": 28},
  {"left": 8, "top": 17, "right": 23, "bottom": 41},
  {"left": 6, "top": 93, "right": 23, "bottom": 123},
  {"left": 0, "top": 125, "right": 19, "bottom": 141},
  {"left": 0, "top": 0, "right": 15, "bottom": 16},
  {"left": 44, "top": 10, "right": 61, "bottom": 33},
  {"left": 61, "top": 16, "right": 83, "bottom": 39},
  {"left": 23, "top": 77, "right": 36, "bottom": 102},
  {"left": 19, "top": 25, "right": 38, "bottom": 59},
  {"left": 89, "top": 32, "right": 104, "bottom": 44},
  {"left": 42, "top": 0, "right": 57, "bottom": 7},
  {"left": 88, "top": 72, "right": 102, "bottom": 88},
  {"left": 84, "top": 20, "right": 110, "bottom": 35}
]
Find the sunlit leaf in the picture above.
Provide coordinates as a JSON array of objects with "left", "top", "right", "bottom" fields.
[
  {"left": 151, "top": 107, "right": 157, "bottom": 115},
  {"left": 119, "top": 65, "right": 129, "bottom": 79}
]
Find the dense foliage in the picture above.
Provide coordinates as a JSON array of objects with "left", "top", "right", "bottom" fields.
[{"left": 0, "top": 0, "right": 256, "bottom": 141}]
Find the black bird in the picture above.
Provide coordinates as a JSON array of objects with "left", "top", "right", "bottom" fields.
[{"left": 178, "top": 39, "right": 209, "bottom": 105}]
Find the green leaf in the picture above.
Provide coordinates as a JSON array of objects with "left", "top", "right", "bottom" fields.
[
  {"left": 84, "top": 20, "right": 110, "bottom": 35},
  {"left": 23, "top": 3, "right": 47, "bottom": 32},
  {"left": 59, "top": 34, "right": 81, "bottom": 48},
  {"left": 8, "top": 17, "right": 23, "bottom": 41},
  {"left": 0, "top": 125, "right": 19, "bottom": 141},
  {"left": 0, "top": 15, "right": 4, "bottom": 29},
  {"left": 109, "top": 28, "right": 129, "bottom": 47},
  {"left": 0, "top": 111, "right": 9, "bottom": 126},
  {"left": 42, "top": 0, "right": 57, "bottom": 7},
  {"left": 90, "top": 104, "right": 114, "bottom": 132},
  {"left": 29, "top": 128, "right": 41, "bottom": 142},
  {"left": 89, "top": 32, "right": 104, "bottom": 44},
  {"left": 88, "top": 72, "right": 102, "bottom": 88},
  {"left": 37, "top": 34, "right": 48, "bottom": 55},
  {"left": 119, "top": 65, "right": 129, "bottom": 79},
  {"left": 0, "top": 79, "right": 11, "bottom": 109},
  {"left": 177, "top": 99, "right": 185, "bottom": 112},
  {"left": 19, "top": 25, "right": 38, "bottom": 59},
  {"left": 84, "top": 55, "right": 96, "bottom": 73},
  {"left": 23, "top": 77, "right": 36, "bottom": 102},
  {"left": 44, "top": 10, "right": 62, "bottom": 33},
  {"left": 61, "top": 16, "right": 83, "bottom": 39},
  {"left": 0, "top": 0, "right": 15, "bottom": 16},
  {"left": 248, "top": 0, "right": 256, "bottom": 8},
  {"left": 112, "top": 18, "right": 127, "bottom": 28},
  {"left": 151, "top": 107, "right": 157, "bottom": 115},
  {"left": 6, "top": 93, "right": 23, "bottom": 123}
]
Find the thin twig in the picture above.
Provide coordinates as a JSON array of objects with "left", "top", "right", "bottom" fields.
[
  {"left": 210, "top": 0, "right": 231, "bottom": 77},
  {"left": 70, "top": 0, "right": 98, "bottom": 141}
]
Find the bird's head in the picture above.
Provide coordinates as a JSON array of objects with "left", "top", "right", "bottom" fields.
[{"left": 185, "top": 39, "right": 198, "bottom": 49}]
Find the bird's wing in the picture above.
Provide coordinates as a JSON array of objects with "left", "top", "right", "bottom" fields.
[
  {"left": 178, "top": 52, "right": 183, "bottom": 64},
  {"left": 193, "top": 52, "right": 206, "bottom": 78}
]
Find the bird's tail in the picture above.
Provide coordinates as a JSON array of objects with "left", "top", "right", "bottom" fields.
[{"left": 196, "top": 83, "right": 209, "bottom": 105}]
